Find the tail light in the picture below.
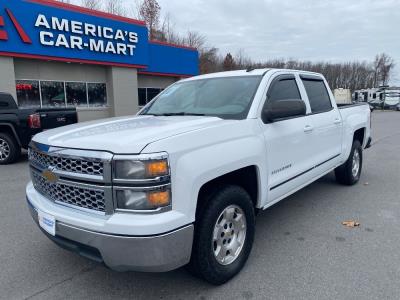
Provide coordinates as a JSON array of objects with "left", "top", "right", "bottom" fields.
[{"left": 28, "top": 113, "right": 41, "bottom": 129}]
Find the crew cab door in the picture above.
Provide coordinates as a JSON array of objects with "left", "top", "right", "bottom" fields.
[
  {"left": 260, "top": 73, "right": 315, "bottom": 202},
  {"left": 299, "top": 75, "right": 343, "bottom": 172}
]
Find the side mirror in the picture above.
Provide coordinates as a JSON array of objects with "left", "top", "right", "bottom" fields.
[{"left": 262, "top": 99, "right": 306, "bottom": 123}]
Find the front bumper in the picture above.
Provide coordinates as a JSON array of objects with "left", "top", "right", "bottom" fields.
[{"left": 27, "top": 199, "right": 194, "bottom": 272}]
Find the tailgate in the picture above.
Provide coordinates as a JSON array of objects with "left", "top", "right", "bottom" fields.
[{"left": 37, "top": 108, "right": 78, "bottom": 130}]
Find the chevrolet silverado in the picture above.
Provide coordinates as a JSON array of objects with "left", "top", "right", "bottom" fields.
[{"left": 26, "top": 69, "right": 371, "bottom": 284}]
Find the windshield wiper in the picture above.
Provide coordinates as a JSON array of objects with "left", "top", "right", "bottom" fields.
[{"left": 147, "top": 112, "right": 206, "bottom": 116}]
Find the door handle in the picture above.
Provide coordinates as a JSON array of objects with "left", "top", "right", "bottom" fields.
[
  {"left": 334, "top": 118, "right": 342, "bottom": 125},
  {"left": 304, "top": 125, "right": 313, "bottom": 133}
]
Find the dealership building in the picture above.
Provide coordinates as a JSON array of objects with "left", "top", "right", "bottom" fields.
[{"left": 0, "top": 0, "right": 198, "bottom": 121}]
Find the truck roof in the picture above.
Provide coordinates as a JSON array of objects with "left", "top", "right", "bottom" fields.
[{"left": 182, "top": 68, "right": 323, "bottom": 81}]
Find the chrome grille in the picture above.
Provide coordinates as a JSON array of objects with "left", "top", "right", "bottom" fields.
[
  {"left": 31, "top": 169, "right": 106, "bottom": 213},
  {"left": 29, "top": 149, "right": 104, "bottom": 177}
]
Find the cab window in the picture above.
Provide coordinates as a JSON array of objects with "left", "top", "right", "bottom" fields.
[
  {"left": 301, "top": 78, "right": 332, "bottom": 113},
  {"left": 267, "top": 77, "right": 301, "bottom": 103}
]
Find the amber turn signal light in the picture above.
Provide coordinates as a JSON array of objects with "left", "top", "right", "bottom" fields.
[
  {"left": 146, "top": 160, "right": 169, "bottom": 177},
  {"left": 147, "top": 190, "right": 170, "bottom": 207}
]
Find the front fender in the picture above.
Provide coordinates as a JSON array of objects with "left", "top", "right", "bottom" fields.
[
  {"left": 175, "top": 136, "right": 266, "bottom": 222},
  {"left": 143, "top": 119, "right": 268, "bottom": 224}
]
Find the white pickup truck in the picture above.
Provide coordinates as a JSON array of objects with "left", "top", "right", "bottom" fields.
[{"left": 26, "top": 69, "right": 371, "bottom": 284}]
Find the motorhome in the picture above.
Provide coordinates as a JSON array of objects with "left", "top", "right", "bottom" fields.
[{"left": 353, "top": 87, "right": 400, "bottom": 108}]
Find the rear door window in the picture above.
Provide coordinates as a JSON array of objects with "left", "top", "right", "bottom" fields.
[{"left": 301, "top": 78, "right": 332, "bottom": 113}]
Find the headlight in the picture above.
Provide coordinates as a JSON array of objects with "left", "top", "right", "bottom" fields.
[
  {"left": 113, "top": 156, "right": 169, "bottom": 181},
  {"left": 115, "top": 186, "right": 171, "bottom": 211},
  {"left": 113, "top": 153, "right": 171, "bottom": 212}
]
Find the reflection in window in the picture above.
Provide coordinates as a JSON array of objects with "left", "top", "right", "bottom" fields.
[
  {"left": 66, "top": 82, "right": 87, "bottom": 107},
  {"left": 16, "top": 80, "right": 40, "bottom": 107},
  {"left": 138, "top": 88, "right": 147, "bottom": 106},
  {"left": 41, "top": 81, "right": 65, "bottom": 107},
  {"left": 88, "top": 83, "right": 107, "bottom": 107}
]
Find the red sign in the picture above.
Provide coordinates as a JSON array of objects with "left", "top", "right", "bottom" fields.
[{"left": 16, "top": 83, "right": 33, "bottom": 91}]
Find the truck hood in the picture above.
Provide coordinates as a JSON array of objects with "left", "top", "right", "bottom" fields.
[{"left": 33, "top": 115, "right": 225, "bottom": 154}]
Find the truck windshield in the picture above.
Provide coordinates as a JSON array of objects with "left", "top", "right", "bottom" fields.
[{"left": 140, "top": 76, "right": 262, "bottom": 120}]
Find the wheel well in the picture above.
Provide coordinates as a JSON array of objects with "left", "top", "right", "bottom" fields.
[
  {"left": 353, "top": 128, "right": 365, "bottom": 145},
  {"left": 0, "top": 125, "right": 17, "bottom": 141},
  {"left": 196, "top": 166, "right": 259, "bottom": 218}
]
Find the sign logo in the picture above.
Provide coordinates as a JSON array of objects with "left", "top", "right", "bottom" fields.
[
  {"left": 0, "top": 15, "right": 7, "bottom": 40},
  {"left": 42, "top": 167, "right": 59, "bottom": 183},
  {"left": 0, "top": 9, "right": 32, "bottom": 43},
  {"left": 0, "top": 7, "right": 139, "bottom": 56},
  {"left": 0, "top": 0, "right": 198, "bottom": 75},
  {"left": 34, "top": 14, "right": 138, "bottom": 56}
]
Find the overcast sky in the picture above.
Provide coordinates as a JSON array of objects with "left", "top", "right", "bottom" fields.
[
  {"left": 77, "top": 0, "right": 400, "bottom": 84},
  {"left": 155, "top": 0, "right": 400, "bottom": 84}
]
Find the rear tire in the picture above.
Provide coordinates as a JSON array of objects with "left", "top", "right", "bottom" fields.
[
  {"left": 0, "top": 132, "right": 20, "bottom": 165},
  {"left": 335, "top": 140, "right": 362, "bottom": 185},
  {"left": 188, "top": 185, "right": 255, "bottom": 285}
]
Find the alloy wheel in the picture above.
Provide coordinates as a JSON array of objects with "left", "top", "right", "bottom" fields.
[{"left": 212, "top": 205, "right": 247, "bottom": 265}]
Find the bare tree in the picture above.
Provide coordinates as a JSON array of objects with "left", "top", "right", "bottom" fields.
[
  {"left": 218, "top": 54, "right": 381, "bottom": 91},
  {"left": 222, "top": 53, "right": 236, "bottom": 71},
  {"left": 80, "top": 0, "right": 101, "bottom": 10},
  {"left": 104, "top": 0, "right": 125, "bottom": 16},
  {"left": 235, "top": 49, "right": 252, "bottom": 69},
  {"left": 137, "top": 0, "right": 161, "bottom": 40},
  {"left": 184, "top": 31, "right": 205, "bottom": 49},
  {"left": 373, "top": 53, "right": 395, "bottom": 87},
  {"left": 199, "top": 47, "right": 222, "bottom": 74}
]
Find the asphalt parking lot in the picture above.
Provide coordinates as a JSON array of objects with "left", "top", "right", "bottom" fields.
[{"left": 1, "top": 111, "right": 399, "bottom": 300}]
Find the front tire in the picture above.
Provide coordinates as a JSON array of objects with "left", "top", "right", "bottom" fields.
[
  {"left": 188, "top": 185, "right": 255, "bottom": 285},
  {"left": 335, "top": 140, "right": 363, "bottom": 185},
  {"left": 0, "top": 133, "right": 20, "bottom": 165}
]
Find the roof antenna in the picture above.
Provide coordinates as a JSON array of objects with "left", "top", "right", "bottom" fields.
[{"left": 246, "top": 67, "right": 255, "bottom": 72}]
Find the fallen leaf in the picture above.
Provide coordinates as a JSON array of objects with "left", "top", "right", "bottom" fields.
[{"left": 342, "top": 221, "right": 360, "bottom": 228}]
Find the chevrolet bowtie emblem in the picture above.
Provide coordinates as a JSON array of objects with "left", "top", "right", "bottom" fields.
[{"left": 42, "top": 168, "right": 58, "bottom": 183}]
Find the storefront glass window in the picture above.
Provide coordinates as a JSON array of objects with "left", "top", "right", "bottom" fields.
[
  {"left": 16, "top": 80, "right": 108, "bottom": 108},
  {"left": 15, "top": 80, "right": 40, "bottom": 107},
  {"left": 88, "top": 83, "right": 107, "bottom": 107},
  {"left": 147, "top": 88, "right": 162, "bottom": 102},
  {"left": 41, "top": 81, "right": 66, "bottom": 107},
  {"left": 138, "top": 88, "right": 163, "bottom": 106},
  {"left": 66, "top": 82, "right": 88, "bottom": 107},
  {"left": 138, "top": 88, "right": 147, "bottom": 106}
]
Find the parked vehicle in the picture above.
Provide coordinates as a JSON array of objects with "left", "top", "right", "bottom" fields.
[
  {"left": 26, "top": 69, "right": 371, "bottom": 285},
  {"left": 334, "top": 88, "right": 352, "bottom": 104},
  {"left": 353, "top": 88, "right": 400, "bottom": 109},
  {"left": 0, "top": 92, "right": 77, "bottom": 164},
  {"left": 383, "top": 92, "right": 400, "bottom": 108}
]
